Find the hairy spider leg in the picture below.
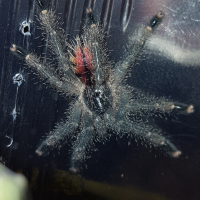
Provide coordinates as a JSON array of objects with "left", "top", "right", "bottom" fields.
[
  {"left": 108, "top": 86, "right": 182, "bottom": 157},
  {"left": 10, "top": 45, "right": 80, "bottom": 96},
  {"left": 110, "top": 10, "right": 193, "bottom": 114},
  {"left": 70, "top": 110, "right": 94, "bottom": 173},
  {"left": 124, "top": 118, "right": 182, "bottom": 158},
  {"left": 85, "top": 9, "right": 113, "bottom": 114},
  {"left": 36, "top": 101, "right": 82, "bottom": 156},
  {"left": 88, "top": 9, "right": 105, "bottom": 90},
  {"left": 36, "top": 2, "right": 77, "bottom": 80},
  {"left": 127, "top": 94, "right": 194, "bottom": 115},
  {"left": 113, "top": 11, "right": 164, "bottom": 81},
  {"left": 109, "top": 11, "right": 193, "bottom": 157}
]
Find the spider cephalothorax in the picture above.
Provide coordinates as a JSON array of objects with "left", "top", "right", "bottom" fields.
[{"left": 10, "top": 0, "right": 194, "bottom": 172}]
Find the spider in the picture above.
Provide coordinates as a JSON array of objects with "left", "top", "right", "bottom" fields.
[{"left": 10, "top": 0, "right": 194, "bottom": 172}]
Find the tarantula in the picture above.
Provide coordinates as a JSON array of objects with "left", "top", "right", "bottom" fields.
[{"left": 10, "top": 0, "right": 194, "bottom": 172}]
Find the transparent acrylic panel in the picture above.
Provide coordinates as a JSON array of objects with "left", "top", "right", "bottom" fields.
[{"left": 0, "top": 0, "right": 200, "bottom": 199}]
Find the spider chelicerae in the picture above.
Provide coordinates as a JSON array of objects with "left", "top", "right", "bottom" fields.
[{"left": 10, "top": 0, "right": 194, "bottom": 172}]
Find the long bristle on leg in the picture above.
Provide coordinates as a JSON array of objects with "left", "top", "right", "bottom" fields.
[{"left": 35, "top": 0, "right": 45, "bottom": 10}]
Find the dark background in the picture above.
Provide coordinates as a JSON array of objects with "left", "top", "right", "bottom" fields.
[{"left": 0, "top": 0, "right": 200, "bottom": 199}]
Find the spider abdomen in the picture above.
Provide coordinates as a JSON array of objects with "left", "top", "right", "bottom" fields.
[{"left": 71, "top": 47, "right": 93, "bottom": 85}]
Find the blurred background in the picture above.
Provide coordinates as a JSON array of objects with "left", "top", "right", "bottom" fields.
[{"left": 0, "top": 0, "right": 200, "bottom": 199}]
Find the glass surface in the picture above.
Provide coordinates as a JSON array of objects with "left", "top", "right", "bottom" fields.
[{"left": 0, "top": 0, "right": 200, "bottom": 199}]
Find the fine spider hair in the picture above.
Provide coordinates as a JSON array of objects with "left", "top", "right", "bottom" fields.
[{"left": 10, "top": 0, "right": 194, "bottom": 172}]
